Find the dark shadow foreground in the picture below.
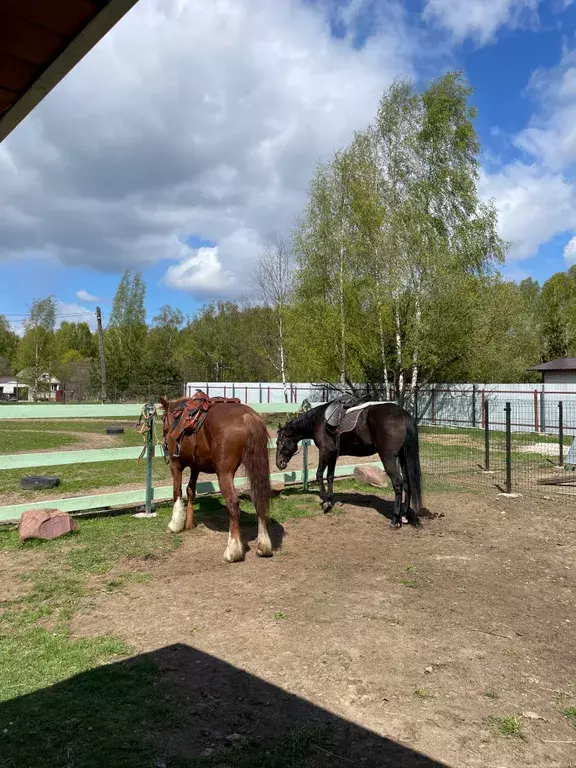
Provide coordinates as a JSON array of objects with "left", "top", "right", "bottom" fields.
[{"left": 0, "top": 643, "right": 449, "bottom": 768}]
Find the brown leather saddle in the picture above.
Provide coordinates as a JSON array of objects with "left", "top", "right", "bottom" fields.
[{"left": 164, "top": 390, "right": 241, "bottom": 458}]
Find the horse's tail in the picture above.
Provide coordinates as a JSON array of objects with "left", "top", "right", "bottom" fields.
[
  {"left": 404, "top": 414, "right": 423, "bottom": 513},
  {"left": 242, "top": 410, "right": 272, "bottom": 553}
]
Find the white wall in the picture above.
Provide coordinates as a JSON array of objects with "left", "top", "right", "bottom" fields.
[{"left": 186, "top": 380, "right": 576, "bottom": 435}]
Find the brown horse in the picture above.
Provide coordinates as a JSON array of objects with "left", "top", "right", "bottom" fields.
[{"left": 160, "top": 395, "right": 273, "bottom": 563}]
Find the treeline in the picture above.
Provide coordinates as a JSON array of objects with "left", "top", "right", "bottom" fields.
[{"left": 0, "top": 72, "right": 573, "bottom": 401}]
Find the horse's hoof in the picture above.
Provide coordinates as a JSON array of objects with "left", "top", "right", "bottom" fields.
[
  {"left": 322, "top": 501, "right": 333, "bottom": 513},
  {"left": 257, "top": 547, "right": 273, "bottom": 558},
  {"left": 390, "top": 519, "right": 402, "bottom": 529},
  {"left": 166, "top": 524, "right": 183, "bottom": 534}
]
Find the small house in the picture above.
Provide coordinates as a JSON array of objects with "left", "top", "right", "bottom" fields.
[
  {"left": 0, "top": 376, "right": 21, "bottom": 401},
  {"left": 15, "top": 371, "right": 63, "bottom": 402},
  {"left": 527, "top": 358, "right": 576, "bottom": 385}
]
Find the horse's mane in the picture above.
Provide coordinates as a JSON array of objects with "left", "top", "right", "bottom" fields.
[{"left": 283, "top": 403, "right": 325, "bottom": 434}]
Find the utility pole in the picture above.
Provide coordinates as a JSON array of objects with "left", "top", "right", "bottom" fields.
[{"left": 96, "top": 306, "right": 107, "bottom": 402}]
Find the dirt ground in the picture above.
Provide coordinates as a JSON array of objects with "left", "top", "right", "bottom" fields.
[{"left": 71, "top": 490, "right": 576, "bottom": 767}]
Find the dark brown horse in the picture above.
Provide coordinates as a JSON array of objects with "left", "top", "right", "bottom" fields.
[
  {"left": 276, "top": 400, "right": 423, "bottom": 527},
  {"left": 160, "top": 395, "right": 273, "bottom": 562}
]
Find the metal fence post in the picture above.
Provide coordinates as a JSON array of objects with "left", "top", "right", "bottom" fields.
[
  {"left": 505, "top": 402, "right": 512, "bottom": 494},
  {"left": 484, "top": 400, "right": 490, "bottom": 471},
  {"left": 559, "top": 400, "right": 564, "bottom": 467},
  {"left": 142, "top": 401, "right": 156, "bottom": 515},
  {"left": 472, "top": 384, "right": 477, "bottom": 428},
  {"left": 302, "top": 440, "right": 309, "bottom": 491}
]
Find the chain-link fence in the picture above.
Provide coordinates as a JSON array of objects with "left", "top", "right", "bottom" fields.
[{"left": 416, "top": 394, "right": 576, "bottom": 499}]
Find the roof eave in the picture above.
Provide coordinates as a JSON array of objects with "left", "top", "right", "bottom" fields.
[{"left": 0, "top": 0, "right": 139, "bottom": 143}]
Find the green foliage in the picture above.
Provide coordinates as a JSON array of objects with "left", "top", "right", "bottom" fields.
[
  {"left": 54, "top": 321, "right": 96, "bottom": 362},
  {"left": 0, "top": 315, "right": 19, "bottom": 374},
  {"left": 104, "top": 270, "right": 148, "bottom": 396},
  {"left": 293, "top": 72, "right": 508, "bottom": 396},
  {"left": 16, "top": 297, "right": 58, "bottom": 397}
]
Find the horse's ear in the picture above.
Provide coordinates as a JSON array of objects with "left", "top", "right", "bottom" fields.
[
  {"left": 160, "top": 395, "right": 168, "bottom": 409},
  {"left": 278, "top": 423, "right": 282, "bottom": 431}
]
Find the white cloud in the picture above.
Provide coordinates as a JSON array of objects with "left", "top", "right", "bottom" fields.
[
  {"left": 479, "top": 163, "right": 576, "bottom": 260},
  {"left": 163, "top": 247, "right": 233, "bottom": 296},
  {"left": 479, "top": 47, "right": 576, "bottom": 264},
  {"left": 0, "top": 0, "right": 417, "bottom": 298},
  {"left": 162, "top": 229, "right": 262, "bottom": 298},
  {"left": 423, "top": 0, "right": 539, "bottom": 43},
  {"left": 76, "top": 289, "right": 100, "bottom": 303},
  {"left": 514, "top": 50, "right": 576, "bottom": 170},
  {"left": 564, "top": 235, "right": 576, "bottom": 261}
]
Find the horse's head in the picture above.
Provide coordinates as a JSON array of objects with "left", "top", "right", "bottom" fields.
[
  {"left": 275, "top": 421, "right": 299, "bottom": 470},
  {"left": 159, "top": 395, "right": 179, "bottom": 437}
]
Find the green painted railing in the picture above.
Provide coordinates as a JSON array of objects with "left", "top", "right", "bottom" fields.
[
  {"left": 0, "top": 401, "right": 301, "bottom": 419},
  {"left": 0, "top": 400, "right": 382, "bottom": 523},
  {"left": 0, "top": 463, "right": 384, "bottom": 521}
]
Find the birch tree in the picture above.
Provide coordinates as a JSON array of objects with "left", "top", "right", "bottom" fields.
[
  {"left": 16, "top": 297, "right": 57, "bottom": 398},
  {"left": 253, "top": 236, "right": 294, "bottom": 401}
]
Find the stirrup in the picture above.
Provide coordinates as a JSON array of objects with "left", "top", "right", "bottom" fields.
[{"left": 172, "top": 441, "right": 181, "bottom": 458}]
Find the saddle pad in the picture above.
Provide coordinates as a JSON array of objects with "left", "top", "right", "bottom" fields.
[
  {"left": 345, "top": 400, "right": 386, "bottom": 414},
  {"left": 339, "top": 401, "right": 387, "bottom": 435}
]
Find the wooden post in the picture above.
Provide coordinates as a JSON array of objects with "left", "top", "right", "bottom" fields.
[
  {"left": 484, "top": 400, "right": 490, "bottom": 471},
  {"left": 559, "top": 401, "right": 564, "bottom": 467},
  {"left": 505, "top": 402, "right": 512, "bottom": 494},
  {"left": 96, "top": 307, "right": 107, "bottom": 402}
]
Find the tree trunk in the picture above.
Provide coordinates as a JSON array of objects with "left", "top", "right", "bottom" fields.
[
  {"left": 339, "top": 236, "right": 346, "bottom": 387},
  {"left": 394, "top": 297, "right": 404, "bottom": 401},
  {"left": 378, "top": 306, "right": 390, "bottom": 400},
  {"left": 278, "top": 312, "right": 288, "bottom": 403},
  {"left": 409, "top": 294, "right": 421, "bottom": 400}
]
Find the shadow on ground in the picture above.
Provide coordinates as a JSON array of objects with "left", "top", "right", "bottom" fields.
[
  {"left": 192, "top": 495, "right": 286, "bottom": 551},
  {"left": 0, "top": 643, "right": 449, "bottom": 768}
]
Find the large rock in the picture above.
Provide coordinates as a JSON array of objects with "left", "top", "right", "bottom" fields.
[
  {"left": 353, "top": 465, "right": 389, "bottom": 488},
  {"left": 18, "top": 509, "right": 78, "bottom": 541}
]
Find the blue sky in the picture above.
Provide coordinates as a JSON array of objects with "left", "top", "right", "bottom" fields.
[{"left": 2, "top": 0, "right": 576, "bottom": 329}]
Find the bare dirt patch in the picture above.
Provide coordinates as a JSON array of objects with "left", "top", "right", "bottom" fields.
[
  {"left": 0, "top": 549, "right": 46, "bottom": 602},
  {"left": 7, "top": 429, "right": 120, "bottom": 454},
  {"left": 71, "top": 491, "right": 576, "bottom": 767},
  {"left": 420, "top": 432, "right": 479, "bottom": 448}
]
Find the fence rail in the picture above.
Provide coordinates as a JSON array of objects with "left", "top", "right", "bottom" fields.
[{"left": 0, "top": 400, "right": 339, "bottom": 523}]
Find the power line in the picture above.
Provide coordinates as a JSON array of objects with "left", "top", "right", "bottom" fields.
[{"left": 1, "top": 312, "right": 95, "bottom": 318}]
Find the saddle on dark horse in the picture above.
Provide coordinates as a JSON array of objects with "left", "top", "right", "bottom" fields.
[
  {"left": 324, "top": 393, "right": 376, "bottom": 435},
  {"left": 165, "top": 390, "right": 241, "bottom": 458}
]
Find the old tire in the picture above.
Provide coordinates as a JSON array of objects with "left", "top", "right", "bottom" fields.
[
  {"left": 106, "top": 426, "right": 124, "bottom": 435},
  {"left": 20, "top": 475, "right": 61, "bottom": 491}
]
